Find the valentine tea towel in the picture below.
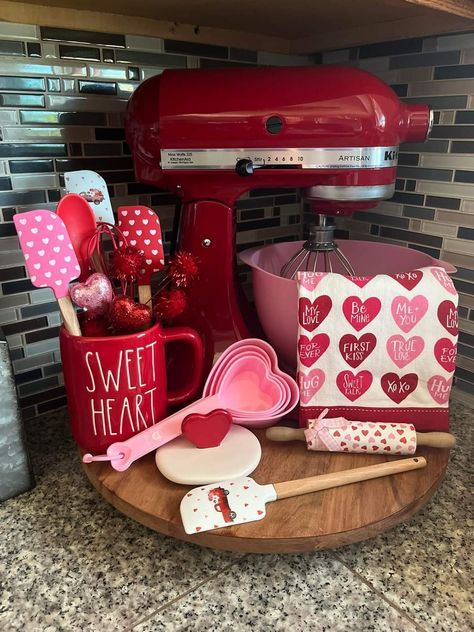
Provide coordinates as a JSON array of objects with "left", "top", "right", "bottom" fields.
[{"left": 297, "top": 267, "right": 458, "bottom": 431}]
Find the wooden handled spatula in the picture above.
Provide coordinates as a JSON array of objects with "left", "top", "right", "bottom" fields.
[
  {"left": 14, "top": 210, "right": 81, "bottom": 336},
  {"left": 180, "top": 456, "right": 427, "bottom": 534}
]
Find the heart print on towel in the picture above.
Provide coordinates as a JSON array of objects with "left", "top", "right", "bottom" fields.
[
  {"left": 336, "top": 370, "right": 373, "bottom": 401},
  {"left": 381, "top": 372, "right": 418, "bottom": 404},
  {"left": 298, "top": 296, "right": 332, "bottom": 332},
  {"left": 386, "top": 335, "right": 424, "bottom": 369},
  {"left": 427, "top": 375, "right": 452, "bottom": 405},
  {"left": 298, "top": 369, "right": 325, "bottom": 405},
  {"left": 437, "top": 300, "right": 458, "bottom": 336},
  {"left": 389, "top": 270, "right": 423, "bottom": 291},
  {"left": 298, "top": 334, "right": 330, "bottom": 368},
  {"left": 431, "top": 268, "right": 457, "bottom": 296},
  {"left": 434, "top": 338, "right": 456, "bottom": 372},
  {"left": 391, "top": 295, "right": 428, "bottom": 333},
  {"left": 339, "top": 333, "right": 376, "bottom": 368},
  {"left": 342, "top": 296, "right": 381, "bottom": 331},
  {"left": 299, "top": 272, "right": 327, "bottom": 291}
]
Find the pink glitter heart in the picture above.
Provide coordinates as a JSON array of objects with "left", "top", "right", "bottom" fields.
[{"left": 70, "top": 272, "right": 113, "bottom": 315}]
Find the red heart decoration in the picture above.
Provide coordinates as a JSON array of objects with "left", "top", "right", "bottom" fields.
[
  {"left": 437, "top": 300, "right": 458, "bottom": 336},
  {"left": 381, "top": 372, "right": 418, "bottom": 404},
  {"left": 434, "top": 338, "right": 457, "bottom": 372},
  {"left": 339, "top": 333, "right": 377, "bottom": 368},
  {"left": 389, "top": 270, "right": 423, "bottom": 291},
  {"left": 298, "top": 334, "right": 330, "bottom": 368},
  {"left": 181, "top": 409, "right": 232, "bottom": 449},
  {"left": 336, "top": 371, "right": 373, "bottom": 401},
  {"left": 298, "top": 296, "right": 332, "bottom": 332},
  {"left": 342, "top": 296, "right": 381, "bottom": 332},
  {"left": 109, "top": 295, "right": 152, "bottom": 334},
  {"left": 347, "top": 275, "right": 373, "bottom": 288}
]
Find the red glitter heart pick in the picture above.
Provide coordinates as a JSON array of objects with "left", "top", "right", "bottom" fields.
[
  {"left": 181, "top": 409, "right": 232, "bottom": 449},
  {"left": 109, "top": 295, "right": 152, "bottom": 334}
]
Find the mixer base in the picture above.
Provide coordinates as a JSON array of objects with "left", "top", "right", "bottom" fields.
[{"left": 81, "top": 425, "right": 448, "bottom": 553}]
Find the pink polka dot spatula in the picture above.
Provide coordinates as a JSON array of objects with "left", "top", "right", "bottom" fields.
[{"left": 13, "top": 209, "right": 82, "bottom": 336}]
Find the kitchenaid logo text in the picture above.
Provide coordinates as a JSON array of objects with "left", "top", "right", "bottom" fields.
[{"left": 337, "top": 150, "right": 398, "bottom": 162}]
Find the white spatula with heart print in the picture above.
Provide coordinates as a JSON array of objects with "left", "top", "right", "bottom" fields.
[{"left": 180, "top": 456, "right": 426, "bottom": 534}]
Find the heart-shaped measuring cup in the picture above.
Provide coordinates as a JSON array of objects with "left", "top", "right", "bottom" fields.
[
  {"left": 203, "top": 340, "right": 297, "bottom": 419},
  {"left": 207, "top": 351, "right": 289, "bottom": 416},
  {"left": 205, "top": 346, "right": 271, "bottom": 389},
  {"left": 216, "top": 355, "right": 287, "bottom": 415}
]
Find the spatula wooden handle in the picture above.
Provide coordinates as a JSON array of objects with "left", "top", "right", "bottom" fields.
[
  {"left": 274, "top": 456, "right": 426, "bottom": 500},
  {"left": 58, "top": 295, "right": 81, "bottom": 336},
  {"left": 138, "top": 285, "right": 152, "bottom": 306},
  {"left": 266, "top": 427, "right": 456, "bottom": 449}
]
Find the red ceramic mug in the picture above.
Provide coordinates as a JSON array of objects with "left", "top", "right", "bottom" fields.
[{"left": 60, "top": 322, "right": 204, "bottom": 453}]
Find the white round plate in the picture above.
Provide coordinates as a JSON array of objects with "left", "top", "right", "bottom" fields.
[{"left": 155, "top": 425, "right": 262, "bottom": 485}]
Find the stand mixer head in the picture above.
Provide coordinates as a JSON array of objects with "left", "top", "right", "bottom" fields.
[{"left": 125, "top": 66, "right": 432, "bottom": 375}]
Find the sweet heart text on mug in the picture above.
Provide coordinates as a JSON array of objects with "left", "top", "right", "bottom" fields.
[{"left": 84, "top": 342, "right": 158, "bottom": 437}]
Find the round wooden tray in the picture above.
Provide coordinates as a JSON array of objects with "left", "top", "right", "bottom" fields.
[{"left": 82, "top": 431, "right": 448, "bottom": 553}]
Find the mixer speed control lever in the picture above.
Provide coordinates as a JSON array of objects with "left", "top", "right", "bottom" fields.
[{"left": 235, "top": 158, "right": 255, "bottom": 177}]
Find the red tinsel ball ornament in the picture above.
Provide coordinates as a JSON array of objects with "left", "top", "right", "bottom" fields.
[
  {"left": 168, "top": 251, "right": 199, "bottom": 288},
  {"left": 109, "top": 245, "right": 145, "bottom": 282},
  {"left": 109, "top": 295, "right": 152, "bottom": 334},
  {"left": 80, "top": 314, "right": 110, "bottom": 337},
  {"left": 154, "top": 288, "right": 187, "bottom": 321}
]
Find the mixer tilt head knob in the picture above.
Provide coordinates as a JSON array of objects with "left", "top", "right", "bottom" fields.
[{"left": 235, "top": 159, "right": 254, "bottom": 177}]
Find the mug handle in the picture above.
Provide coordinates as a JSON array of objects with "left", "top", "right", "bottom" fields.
[{"left": 161, "top": 326, "right": 204, "bottom": 406}]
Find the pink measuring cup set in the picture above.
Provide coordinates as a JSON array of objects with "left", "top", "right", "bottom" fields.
[{"left": 83, "top": 338, "right": 299, "bottom": 471}]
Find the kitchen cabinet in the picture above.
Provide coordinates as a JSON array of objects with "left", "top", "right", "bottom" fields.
[{"left": 1, "top": 0, "right": 473, "bottom": 54}]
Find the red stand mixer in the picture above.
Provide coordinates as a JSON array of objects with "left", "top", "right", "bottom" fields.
[{"left": 125, "top": 66, "right": 431, "bottom": 376}]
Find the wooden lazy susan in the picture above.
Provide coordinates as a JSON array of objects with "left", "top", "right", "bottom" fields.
[{"left": 82, "top": 429, "right": 449, "bottom": 553}]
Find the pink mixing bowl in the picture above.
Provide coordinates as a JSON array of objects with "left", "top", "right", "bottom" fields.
[{"left": 240, "top": 240, "right": 456, "bottom": 371}]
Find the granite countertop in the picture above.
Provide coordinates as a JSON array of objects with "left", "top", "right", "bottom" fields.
[{"left": 0, "top": 401, "right": 472, "bottom": 632}]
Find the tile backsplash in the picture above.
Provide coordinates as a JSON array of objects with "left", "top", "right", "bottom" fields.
[
  {"left": 0, "top": 21, "right": 472, "bottom": 419},
  {"left": 0, "top": 22, "right": 305, "bottom": 419},
  {"left": 315, "top": 33, "right": 473, "bottom": 402}
]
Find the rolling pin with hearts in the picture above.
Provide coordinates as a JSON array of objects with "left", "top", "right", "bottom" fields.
[{"left": 266, "top": 409, "right": 456, "bottom": 455}]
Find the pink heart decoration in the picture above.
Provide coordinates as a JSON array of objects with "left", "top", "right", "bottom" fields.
[
  {"left": 298, "top": 334, "right": 330, "bottom": 368},
  {"left": 299, "top": 272, "right": 327, "bottom": 291},
  {"left": 391, "top": 295, "right": 428, "bottom": 333},
  {"left": 434, "top": 338, "right": 456, "bottom": 372},
  {"left": 431, "top": 268, "right": 456, "bottom": 296},
  {"left": 342, "top": 297, "right": 381, "bottom": 332},
  {"left": 427, "top": 375, "right": 452, "bottom": 404},
  {"left": 298, "top": 369, "right": 325, "bottom": 404},
  {"left": 70, "top": 272, "right": 113, "bottom": 315},
  {"left": 336, "top": 370, "right": 373, "bottom": 401},
  {"left": 386, "top": 335, "right": 424, "bottom": 369}
]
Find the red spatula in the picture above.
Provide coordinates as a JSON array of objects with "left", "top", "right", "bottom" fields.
[
  {"left": 180, "top": 456, "right": 427, "bottom": 534},
  {"left": 56, "top": 193, "right": 97, "bottom": 281},
  {"left": 117, "top": 206, "right": 165, "bottom": 304},
  {"left": 13, "top": 210, "right": 81, "bottom": 335}
]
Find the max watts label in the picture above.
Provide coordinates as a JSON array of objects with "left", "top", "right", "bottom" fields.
[{"left": 84, "top": 342, "right": 158, "bottom": 437}]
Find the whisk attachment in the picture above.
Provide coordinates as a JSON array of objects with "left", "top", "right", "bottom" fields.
[{"left": 280, "top": 215, "right": 355, "bottom": 279}]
